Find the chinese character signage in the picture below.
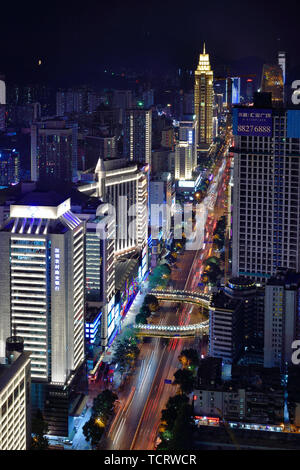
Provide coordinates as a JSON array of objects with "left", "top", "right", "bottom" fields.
[{"left": 233, "top": 108, "right": 272, "bottom": 137}]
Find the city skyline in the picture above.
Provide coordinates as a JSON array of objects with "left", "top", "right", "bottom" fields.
[
  {"left": 1, "top": 1, "right": 300, "bottom": 454},
  {"left": 1, "top": 0, "right": 300, "bottom": 86}
]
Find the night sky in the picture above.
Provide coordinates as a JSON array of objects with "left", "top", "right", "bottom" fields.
[{"left": 1, "top": 0, "right": 300, "bottom": 86}]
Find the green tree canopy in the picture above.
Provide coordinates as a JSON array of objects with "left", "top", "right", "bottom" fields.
[
  {"left": 178, "top": 348, "right": 199, "bottom": 369},
  {"left": 173, "top": 369, "right": 195, "bottom": 395}
]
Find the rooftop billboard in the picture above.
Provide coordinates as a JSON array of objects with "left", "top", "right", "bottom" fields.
[{"left": 233, "top": 108, "right": 272, "bottom": 137}]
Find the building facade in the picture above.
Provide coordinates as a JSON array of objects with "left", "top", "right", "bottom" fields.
[
  {"left": 194, "top": 44, "right": 214, "bottom": 148},
  {"left": 264, "top": 269, "right": 300, "bottom": 368},
  {"left": 0, "top": 192, "right": 85, "bottom": 383},
  {"left": 123, "top": 108, "right": 152, "bottom": 165},
  {"left": 0, "top": 338, "right": 31, "bottom": 450},
  {"left": 232, "top": 106, "right": 300, "bottom": 283},
  {"left": 31, "top": 119, "right": 78, "bottom": 182}
]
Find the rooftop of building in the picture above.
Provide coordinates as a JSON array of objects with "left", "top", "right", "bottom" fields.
[
  {"left": 85, "top": 305, "right": 102, "bottom": 323},
  {"left": 228, "top": 277, "right": 256, "bottom": 288},
  {"left": 0, "top": 351, "right": 31, "bottom": 394},
  {"left": 267, "top": 268, "right": 300, "bottom": 288},
  {"left": 197, "top": 362, "right": 282, "bottom": 393},
  {"left": 16, "top": 190, "right": 67, "bottom": 207},
  {"left": 210, "top": 290, "right": 241, "bottom": 310},
  {"left": 115, "top": 253, "right": 140, "bottom": 292}
]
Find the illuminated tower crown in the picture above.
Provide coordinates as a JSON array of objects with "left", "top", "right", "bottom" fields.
[{"left": 196, "top": 43, "right": 212, "bottom": 73}]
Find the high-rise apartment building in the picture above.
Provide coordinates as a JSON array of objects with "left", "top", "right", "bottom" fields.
[
  {"left": 56, "top": 89, "right": 86, "bottom": 116},
  {"left": 0, "top": 149, "right": 20, "bottom": 186},
  {"left": 232, "top": 105, "right": 300, "bottom": 282},
  {"left": 264, "top": 269, "right": 300, "bottom": 369},
  {"left": 194, "top": 44, "right": 214, "bottom": 148},
  {"left": 31, "top": 119, "right": 78, "bottom": 182},
  {"left": 261, "top": 64, "right": 284, "bottom": 106},
  {"left": 123, "top": 108, "right": 152, "bottom": 165},
  {"left": 0, "top": 337, "right": 31, "bottom": 450}
]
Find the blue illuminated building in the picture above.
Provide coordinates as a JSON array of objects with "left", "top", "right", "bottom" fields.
[
  {"left": 85, "top": 308, "right": 102, "bottom": 344},
  {"left": 0, "top": 148, "right": 20, "bottom": 186}
]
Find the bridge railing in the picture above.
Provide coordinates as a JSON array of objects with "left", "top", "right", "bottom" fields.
[
  {"left": 150, "top": 289, "right": 211, "bottom": 304},
  {"left": 133, "top": 320, "right": 209, "bottom": 333}
]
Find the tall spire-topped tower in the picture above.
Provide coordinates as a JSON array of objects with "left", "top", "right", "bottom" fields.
[{"left": 194, "top": 43, "right": 214, "bottom": 149}]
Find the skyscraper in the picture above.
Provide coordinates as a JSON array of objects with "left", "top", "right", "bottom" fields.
[
  {"left": 232, "top": 105, "right": 300, "bottom": 282},
  {"left": 179, "top": 118, "right": 198, "bottom": 170},
  {"left": 0, "top": 149, "right": 20, "bottom": 187},
  {"left": 0, "top": 75, "right": 5, "bottom": 131},
  {"left": 194, "top": 43, "right": 214, "bottom": 149},
  {"left": 78, "top": 158, "right": 149, "bottom": 257},
  {"left": 0, "top": 191, "right": 86, "bottom": 436},
  {"left": 0, "top": 76, "right": 5, "bottom": 105},
  {"left": 278, "top": 51, "right": 286, "bottom": 85},
  {"left": 174, "top": 141, "right": 192, "bottom": 180},
  {"left": 123, "top": 108, "right": 152, "bottom": 165},
  {"left": 261, "top": 64, "right": 284, "bottom": 106},
  {"left": 264, "top": 269, "right": 300, "bottom": 369},
  {"left": 0, "top": 192, "right": 85, "bottom": 383},
  {"left": 0, "top": 338, "right": 31, "bottom": 450},
  {"left": 31, "top": 119, "right": 78, "bottom": 182}
]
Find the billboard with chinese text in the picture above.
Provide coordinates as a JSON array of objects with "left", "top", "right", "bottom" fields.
[{"left": 233, "top": 108, "right": 272, "bottom": 137}]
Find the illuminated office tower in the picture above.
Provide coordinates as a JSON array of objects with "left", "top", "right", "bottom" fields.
[
  {"left": 278, "top": 51, "right": 286, "bottom": 85},
  {"left": 73, "top": 197, "right": 116, "bottom": 347},
  {"left": 194, "top": 43, "right": 214, "bottom": 148},
  {"left": 0, "top": 337, "right": 31, "bottom": 450},
  {"left": 232, "top": 77, "right": 241, "bottom": 104},
  {"left": 0, "top": 75, "right": 5, "bottom": 131},
  {"left": 179, "top": 118, "right": 198, "bottom": 170},
  {"left": 78, "top": 158, "right": 149, "bottom": 257},
  {"left": 0, "top": 192, "right": 85, "bottom": 385},
  {"left": 175, "top": 141, "right": 192, "bottom": 180},
  {"left": 31, "top": 119, "right": 78, "bottom": 182},
  {"left": 123, "top": 108, "right": 152, "bottom": 165},
  {"left": 0, "top": 149, "right": 20, "bottom": 186},
  {"left": 264, "top": 269, "right": 300, "bottom": 369},
  {"left": 232, "top": 106, "right": 300, "bottom": 283},
  {"left": 149, "top": 172, "right": 172, "bottom": 241},
  {"left": 0, "top": 76, "right": 5, "bottom": 105},
  {"left": 261, "top": 64, "right": 284, "bottom": 106}
]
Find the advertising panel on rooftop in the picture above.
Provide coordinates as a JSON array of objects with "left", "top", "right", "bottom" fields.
[{"left": 233, "top": 108, "right": 273, "bottom": 137}]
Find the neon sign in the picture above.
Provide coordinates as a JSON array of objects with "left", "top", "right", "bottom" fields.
[{"left": 54, "top": 248, "right": 60, "bottom": 291}]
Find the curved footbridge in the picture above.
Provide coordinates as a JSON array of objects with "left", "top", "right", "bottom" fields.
[{"left": 133, "top": 289, "right": 211, "bottom": 338}]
